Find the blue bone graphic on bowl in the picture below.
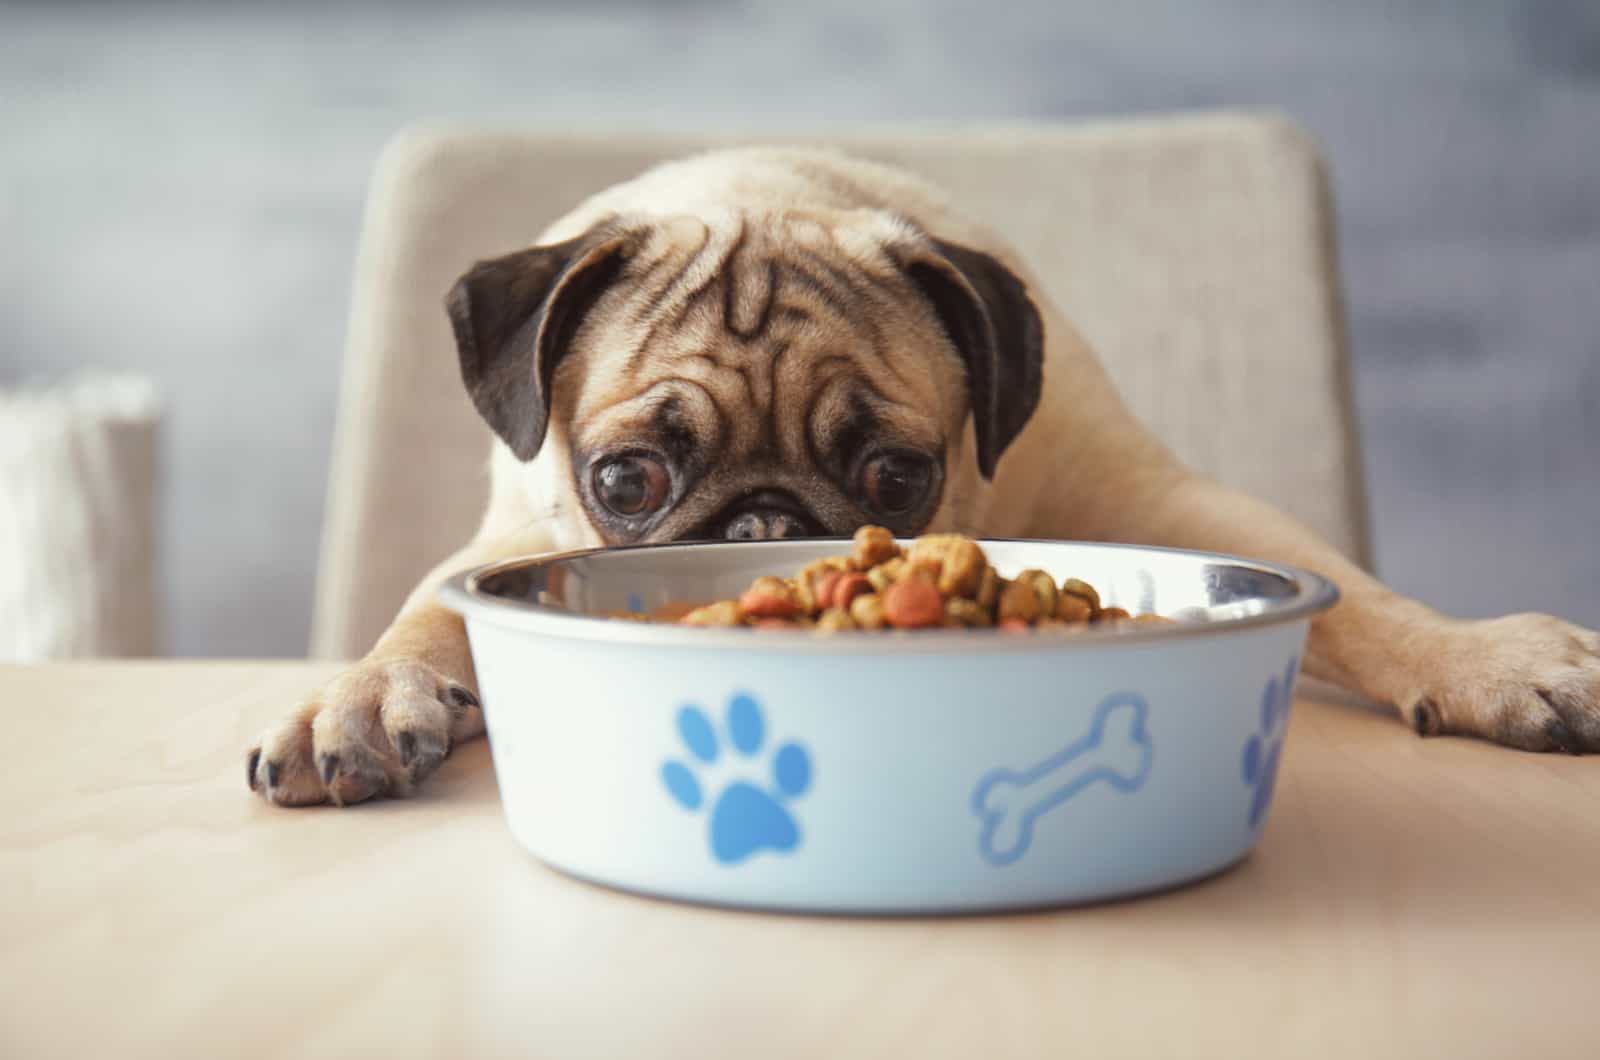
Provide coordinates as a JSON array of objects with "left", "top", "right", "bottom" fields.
[{"left": 971, "top": 692, "right": 1154, "bottom": 866}]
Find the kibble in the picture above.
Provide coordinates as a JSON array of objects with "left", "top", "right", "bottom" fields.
[
  {"left": 814, "top": 570, "right": 845, "bottom": 611},
  {"left": 997, "top": 578, "right": 1043, "bottom": 624},
  {"left": 815, "top": 608, "right": 858, "bottom": 633},
  {"left": 945, "top": 597, "right": 991, "bottom": 627},
  {"left": 832, "top": 572, "right": 873, "bottom": 611},
  {"left": 975, "top": 566, "right": 1001, "bottom": 609},
  {"left": 852, "top": 525, "right": 901, "bottom": 570},
  {"left": 883, "top": 578, "right": 946, "bottom": 629},
  {"left": 739, "top": 576, "right": 801, "bottom": 619},
  {"left": 639, "top": 526, "right": 1173, "bottom": 635},
  {"left": 1018, "top": 569, "right": 1059, "bottom": 616},
  {"left": 1055, "top": 593, "right": 1094, "bottom": 623},
  {"left": 1061, "top": 577, "right": 1100, "bottom": 615},
  {"left": 681, "top": 600, "right": 743, "bottom": 627},
  {"left": 866, "top": 556, "right": 905, "bottom": 593},
  {"left": 849, "top": 592, "right": 887, "bottom": 630},
  {"left": 937, "top": 539, "right": 986, "bottom": 597}
]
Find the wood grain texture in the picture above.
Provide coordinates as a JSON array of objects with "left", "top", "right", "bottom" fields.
[{"left": 3, "top": 662, "right": 1597, "bottom": 1059}]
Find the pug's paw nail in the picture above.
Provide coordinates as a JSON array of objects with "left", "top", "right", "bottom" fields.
[
  {"left": 318, "top": 753, "right": 341, "bottom": 785},
  {"left": 246, "top": 748, "right": 261, "bottom": 791},
  {"left": 396, "top": 731, "right": 417, "bottom": 766},
  {"left": 1411, "top": 698, "right": 1441, "bottom": 737},
  {"left": 1546, "top": 719, "right": 1582, "bottom": 755},
  {"left": 446, "top": 685, "right": 479, "bottom": 709}
]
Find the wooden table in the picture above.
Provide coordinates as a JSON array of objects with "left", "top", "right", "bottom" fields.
[{"left": 3, "top": 662, "right": 1596, "bottom": 1059}]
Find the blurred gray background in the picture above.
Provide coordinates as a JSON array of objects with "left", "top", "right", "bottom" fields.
[{"left": 3, "top": 0, "right": 1596, "bottom": 656}]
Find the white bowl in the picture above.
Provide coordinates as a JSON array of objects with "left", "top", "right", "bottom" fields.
[{"left": 440, "top": 539, "right": 1337, "bottom": 914}]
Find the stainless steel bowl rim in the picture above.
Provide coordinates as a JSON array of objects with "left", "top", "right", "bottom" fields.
[{"left": 438, "top": 538, "right": 1339, "bottom": 655}]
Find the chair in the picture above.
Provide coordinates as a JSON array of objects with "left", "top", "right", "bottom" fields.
[{"left": 311, "top": 112, "right": 1371, "bottom": 659}]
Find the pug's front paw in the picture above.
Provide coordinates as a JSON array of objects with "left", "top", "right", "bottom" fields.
[
  {"left": 1407, "top": 613, "right": 1600, "bottom": 753},
  {"left": 246, "top": 658, "right": 484, "bottom": 806}
]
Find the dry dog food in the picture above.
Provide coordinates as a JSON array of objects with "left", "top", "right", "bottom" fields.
[{"left": 647, "top": 526, "right": 1173, "bottom": 634}]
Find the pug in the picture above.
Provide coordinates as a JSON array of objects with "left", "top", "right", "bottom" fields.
[{"left": 247, "top": 147, "right": 1600, "bottom": 806}]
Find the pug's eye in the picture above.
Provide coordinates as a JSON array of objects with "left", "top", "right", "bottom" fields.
[
  {"left": 859, "top": 451, "right": 936, "bottom": 515},
  {"left": 592, "top": 455, "right": 670, "bottom": 517}
]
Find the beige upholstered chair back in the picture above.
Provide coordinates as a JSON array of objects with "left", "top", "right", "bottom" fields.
[{"left": 311, "top": 113, "right": 1371, "bottom": 659}]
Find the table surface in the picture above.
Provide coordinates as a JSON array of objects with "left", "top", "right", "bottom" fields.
[{"left": 3, "top": 662, "right": 1597, "bottom": 1060}]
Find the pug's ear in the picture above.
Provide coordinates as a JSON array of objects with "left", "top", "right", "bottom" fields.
[
  {"left": 901, "top": 238, "right": 1043, "bottom": 479},
  {"left": 446, "top": 225, "right": 634, "bottom": 461}
]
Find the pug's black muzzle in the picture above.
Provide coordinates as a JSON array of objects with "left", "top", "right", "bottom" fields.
[{"left": 703, "top": 490, "right": 826, "bottom": 540}]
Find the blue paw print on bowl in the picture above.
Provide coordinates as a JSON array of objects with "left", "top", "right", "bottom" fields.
[
  {"left": 661, "top": 693, "right": 812, "bottom": 865},
  {"left": 1242, "top": 656, "right": 1299, "bottom": 830}
]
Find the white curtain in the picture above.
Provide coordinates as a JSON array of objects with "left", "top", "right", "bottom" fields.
[{"left": 0, "top": 375, "right": 163, "bottom": 659}]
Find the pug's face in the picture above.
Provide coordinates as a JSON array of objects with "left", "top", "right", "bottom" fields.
[{"left": 446, "top": 210, "right": 1042, "bottom": 544}]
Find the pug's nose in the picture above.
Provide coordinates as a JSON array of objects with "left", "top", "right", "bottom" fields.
[{"left": 723, "top": 510, "right": 811, "bottom": 540}]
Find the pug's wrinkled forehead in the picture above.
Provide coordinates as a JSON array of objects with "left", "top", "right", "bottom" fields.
[{"left": 445, "top": 209, "right": 1042, "bottom": 544}]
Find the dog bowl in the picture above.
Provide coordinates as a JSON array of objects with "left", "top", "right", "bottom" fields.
[{"left": 439, "top": 539, "right": 1337, "bottom": 914}]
